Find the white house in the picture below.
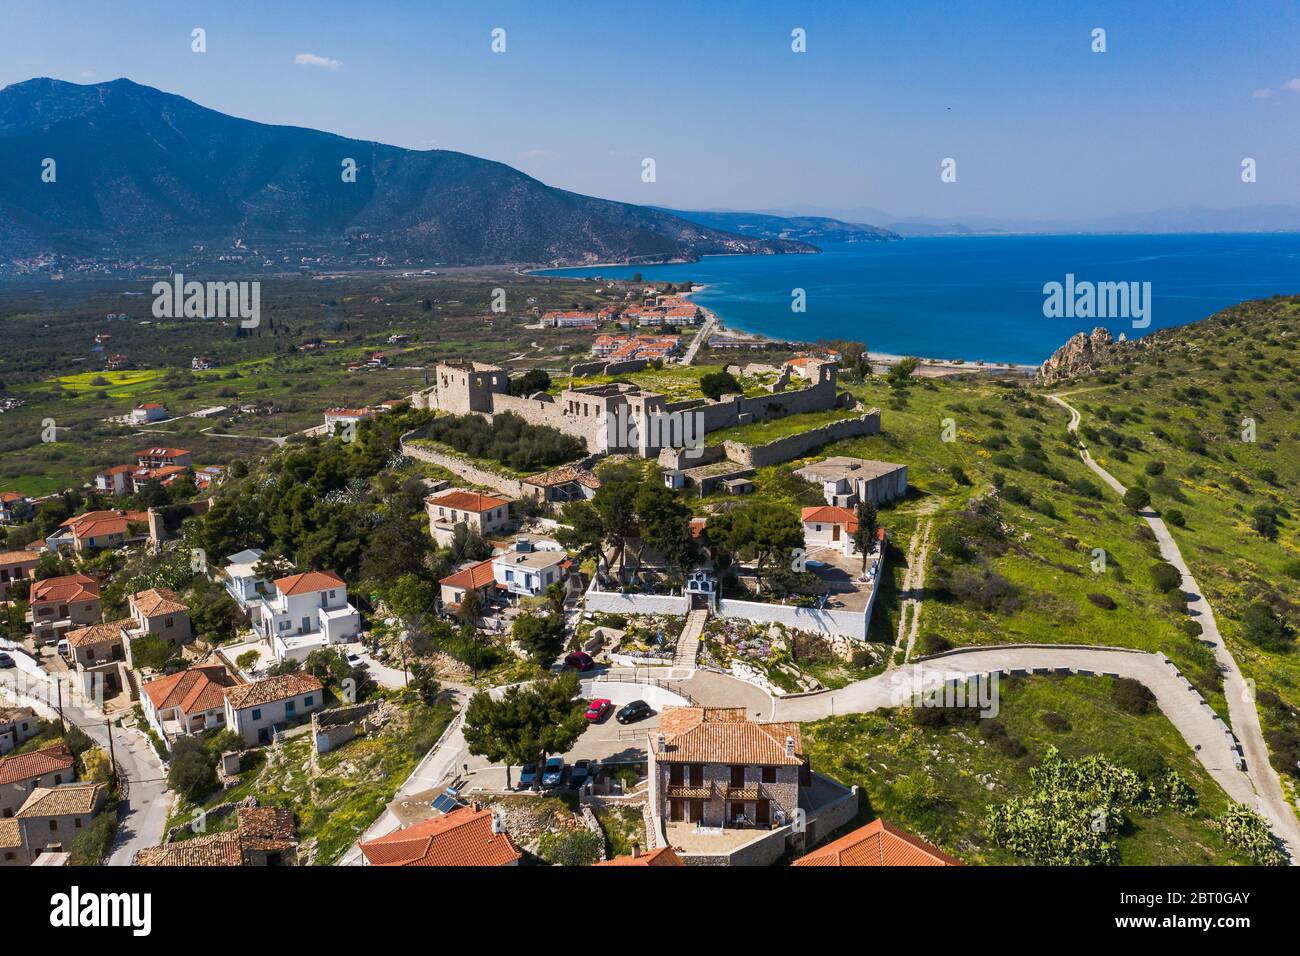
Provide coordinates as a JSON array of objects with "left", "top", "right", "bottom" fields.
[
  {"left": 323, "top": 408, "right": 375, "bottom": 436},
  {"left": 131, "top": 404, "right": 168, "bottom": 424},
  {"left": 801, "top": 506, "right": 872, "bottom": 558},
  {"left": 253, "top": 570, "right": 360, "bottom": 662},
  {"left": 220, "top": 548, "right": 273, "bottom": 611},
  {"left": 140, "top": 665, "right": 235, "bottom": 747},
  {"left": 492, "top": 541, "right": 568, "bottom": 599},
  {"left": 425, "top": 490, "right": 511, "bottom": 546},
  {"left": 223, "top": 673, "right": 325, "bottom": 746}
]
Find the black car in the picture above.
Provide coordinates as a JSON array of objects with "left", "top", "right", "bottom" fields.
[
  {"left": 615, "top": 699, "right": 653, "bottom": 724},
  {"left": 0, "top": 651, "right": 14, "bottom": 669}
]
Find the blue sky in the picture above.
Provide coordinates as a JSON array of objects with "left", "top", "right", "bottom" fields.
[{"left": 3, "top": 0, "right": 1298, "bottom": 221}]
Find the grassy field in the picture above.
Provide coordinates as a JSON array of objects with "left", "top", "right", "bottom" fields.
[
  {"left": 803, "top": 674, "right": 1253, "bottom": 865},
  {"left": 704, "top": 407, "right": 860, "bottom": 446}
]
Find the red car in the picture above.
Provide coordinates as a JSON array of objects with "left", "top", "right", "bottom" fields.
[
  {"left": 564, "top": 651, "right": 595, "bottom": 672},
  {"left": 585, "top": 698, "right": 612, "bottom": 722}
]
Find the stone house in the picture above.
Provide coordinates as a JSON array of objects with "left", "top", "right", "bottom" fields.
[
  {"left": 123, "top": 588, "right": 193, "bottom": 666},
  {"left": 223, "top": 672, "right": 325, "bottom": 746},
  {"left": 648, "top": 707, "right": 807, "bottom": 831}
]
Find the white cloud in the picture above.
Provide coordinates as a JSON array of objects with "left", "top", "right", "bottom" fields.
[
  {"left": 1252, "top": 88, "right": 1274, "bottom": 98},
  {"left": 293, "top": 53, "right": 342, "bottom": 69},
  {"left": 79, "top": 70, "right": 95, "bottom": 79},
  {"left": 1283, "top": 77, "right": 1300, "bottom": 92}
]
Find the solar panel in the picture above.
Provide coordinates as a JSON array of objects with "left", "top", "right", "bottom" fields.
[{"left": 431, "top": 792, "right": 461, "bottom": 815}]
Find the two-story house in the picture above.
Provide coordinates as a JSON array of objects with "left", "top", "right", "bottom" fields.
[
  {"left": 134, "top": 446, "right": 192, "bottom": 470},
  {"left": 252, "top": 570, "right": 360, "bottom": 662},
  {"left": 0, "top": 549, "right": 38, "bottom": 601},
  {"left": 0, "top": 745, "right": 75, "bottom": 818},
  {"left": 219, "top": 548, "right": 273, "bottom": 614},
  {"left": 648, "top": 707, "right": 808, "bottom": 836},
  {"left": 122, "top": 588, "right": 193, "bottom": 667},
  {"left": 65, "top": 621, "right": 130, "bottom": 698},
  {"left": 134, "top": 806, "right": 298, "bottom": 866},
  {"left": 12, "top": 782, "right": 107, "bottom": 863},
  {"left": 425, "top": 490, "right": 511, "bottom": 546},
  {"left": 45, "top": 510, "right": 150, "bottom": 554},
  {"left": 223, "top": 672, "right": 325, "bottom": 746},
  {"left": 141, "top": 664, "right": 236, "bottom": 746},
  {"left": 28, "top": 575, "right": 101, "bottom": 644},
  {"left": 491, "top": 540, "right": 569, "bottom": 600}
]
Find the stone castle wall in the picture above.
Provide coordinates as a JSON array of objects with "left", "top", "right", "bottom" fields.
[{"left": 723, "top": 410, "right": 881, "bottom": 468}]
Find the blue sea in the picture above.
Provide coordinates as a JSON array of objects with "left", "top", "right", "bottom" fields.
[{"left": 538, "top": 234, "right": 1300, "bottom": 365}]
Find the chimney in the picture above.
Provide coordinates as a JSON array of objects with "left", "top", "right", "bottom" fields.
[
  {"left": 631, "top": 842, "right": 641, "bottom": 859},
  {"left": 471, "top": 799, "right": 482, "bottom": 812},
  {"left": 491, "top": 813, "right": 505, "bottom": 835},
  {"left": 656, "top": 733, "right": 666, "bottom": 751},
  {"left": 786, "top": 735, "right": 795, "bottom": 757}
]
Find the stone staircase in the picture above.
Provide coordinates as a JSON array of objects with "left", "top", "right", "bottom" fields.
[{"left": 673, "top": 609, "right": 708, "bottom": 668}]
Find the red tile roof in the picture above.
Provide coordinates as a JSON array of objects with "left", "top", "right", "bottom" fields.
[
  {"left": 426, "top": 490, "right": 510, "bottom": 513},
  {"left": 273, "top": 570, "right": 345, "bottom": 596},
  {"left": 792, "top": 819, "right": 962, "bottom": 867},
  {"left": 595, "top": 846, "right": 683, "bottom": 866},
  {"left": 0, "top": 744, "right": 74, "bottom": 786},
  {"left": 653, "top": 707, "right": 804, "bottom": 766},
  {"left": 0, "top": 550, "right": 37, "bottom": 568},
  {"left": 439, "top": 558, "right": 497, "bottom": 592},
  {"left": 143, "top": 665, "right": 235, "bottom": 716},
  {"left": 30, "top": 574, "right": 99, "bottom": 605},
  {"left": 359, "top": 806, "right": 522, "bottom": 866},
  {"left": 224, "top": 672, "right": 323, "bottom": 710},
  {"left": 131, "top": 587, "right": 189, "bottom": 617},
  {"left": 801, "top": 506, "right": 859, "bottom": 531}
]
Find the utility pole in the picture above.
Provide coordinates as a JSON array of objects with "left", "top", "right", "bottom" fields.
[
  {"left": 56, "top": 676, "right": 65, "bottom": 726},
  {"left": 105, "top": 716, "right": 116, "bottom": 768}
]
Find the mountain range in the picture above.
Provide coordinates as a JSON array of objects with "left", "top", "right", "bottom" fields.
[{"left": 0, "top": 77, "right": 827, "bottom": 265}]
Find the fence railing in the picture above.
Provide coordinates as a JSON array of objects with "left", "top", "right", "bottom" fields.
[{"left": 593, "top": 673, "right": 696, "bottom": 705}]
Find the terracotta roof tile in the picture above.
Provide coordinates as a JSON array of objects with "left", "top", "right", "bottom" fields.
[
  {"left": 801, "top": 506, "right": 859, "bottom": 531},
  {"left": 439, "top": 558, "right": 497, "bottom": 591},
  {"left": 30, "top": 574, "right": 99, "bottom": 605},
  {"left": 0, "top": 818, "right": 21, "bottom": 849},
  {"left": 652, "top": 707, "right": 803, "bottom": 766},
  {"left": 131, "top": 587, "right": 189, "bottom": 617},
  {"left": 273, "top": 570, "right": 345, "bottom": 596},
  {"left": 426, "top": 490, "right": 511, "bottom": 514},
  {"left": 359, "top": 806, "right": 522, "bottom": 866},
  {"left": 17, "top": 782, "right": 105, "bottom": 818},
  {"left": 596, "top": 846, "right": 683, "bottom": 866},
  {"left": 143, "top": 665, "right": 235, "bottom": 716},
  {"left": 66, "top": 619, "right": 131, "bottom": 648},
  {"left": 792, "top": 819, "right": 962, "bottom": 867},
  {"left": 0, "top": 744, "right": 74, "bottom": 785},
  {"left": 224, "top": 672, "right": 323, "bottom": 710}
]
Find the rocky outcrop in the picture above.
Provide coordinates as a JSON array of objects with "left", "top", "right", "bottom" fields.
[{"left": 1037, "top": 327, "right": 1114, "bottom": 385}]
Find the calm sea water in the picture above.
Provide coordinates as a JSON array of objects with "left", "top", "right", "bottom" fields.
[{"left": 538, "top": 234, "right": 1300, "bottom": 364}]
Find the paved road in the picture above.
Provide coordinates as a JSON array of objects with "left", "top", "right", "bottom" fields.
[
  {"left": 0, "top": 654, "right": 170, "bottom": 865},
  {"left": 681, "top": 314, "right": 716, "bottom": 366},
  {"left": 1049, "top": 392, "right": 1300, "bottom": 857}
]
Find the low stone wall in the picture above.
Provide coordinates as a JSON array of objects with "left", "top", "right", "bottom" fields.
[
  {"left": 602, "top": 359, "right": 649, "bottom": 376},
  {"left": 723, "top": 410, "right": 881, "bottom": 468},
  {"left": 401, "top": 435, "right": 525, "bottom": 498}
]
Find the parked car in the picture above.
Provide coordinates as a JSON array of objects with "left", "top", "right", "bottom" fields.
[
  {"left": 0, "top": 652, "right": 13, "bottom": 669},
  {"left": 56, "top": 639, "right": 69, "bottom": 658},
  {"left": 541, "top": 756, "right": 565, "bottom": 788},
  {"left": 569, "top": 759, "right": 592, "bottom": 790},
  {"left": 518, "top": 762, "right": 539, "bottom": 789},
  {"left": 584, "top": 698, "right": 612, "bottom": 722},
  {"left": 616, "top": 700, "right": 653, "bottom": 724},
  {"left": 564, "top": 650, "right": 595, "bottom": 672},
  {"left": 345, "top": 653, "right": 367, "bottom": 668}
]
